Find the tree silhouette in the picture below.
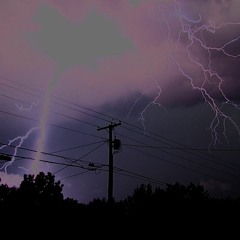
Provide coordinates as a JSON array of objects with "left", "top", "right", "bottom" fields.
[
  {"left": 17, "top": 172, "right": 64, "bottom": 208},
  {"left": 186, "top": 182, "right": 209, "bottom": 201},
  {"left": 0, "top": 171, "right": 239, "bottom": 229},
  {"left": 0, "top": 182, "right": 17, "bottom": 207}
]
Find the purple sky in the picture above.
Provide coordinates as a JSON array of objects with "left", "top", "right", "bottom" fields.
[{"left": 0, "top": 0, "right": 240, "bottom": 203}]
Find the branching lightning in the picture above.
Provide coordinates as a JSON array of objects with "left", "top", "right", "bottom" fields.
[
  {"left": 0, "top": 127, "right": 39, "bottom": 172},
  {"left": 1, "top": 0, "right": 240, "bottom": 183},
  {"left": 131, "top": 0, "right": 240, "bottom": 148},
  {"left": 0, "top": 79, "right": 56, "bottom": 174},
  {"left": 139, "top": 78, "right": 167, "bottom": 132}
]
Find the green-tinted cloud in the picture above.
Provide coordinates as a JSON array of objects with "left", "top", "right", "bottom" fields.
[{"left": 31, "top": 4, "right": 134, "bottom": 69}]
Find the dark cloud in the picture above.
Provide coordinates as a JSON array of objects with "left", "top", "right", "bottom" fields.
[{"left": 0, "top": 0, "right": 240, "bottom": 203}]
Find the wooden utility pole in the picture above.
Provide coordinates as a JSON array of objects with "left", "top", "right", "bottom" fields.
[{"left": 98, "top": 122, "right": 121, "bottom": 203}]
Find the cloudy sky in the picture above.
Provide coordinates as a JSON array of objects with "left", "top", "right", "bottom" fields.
[{"left": 0, "top": 0, "right": 240, "bottom": 203}]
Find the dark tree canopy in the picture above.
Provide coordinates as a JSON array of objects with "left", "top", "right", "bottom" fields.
[
  {"left": 17, "top": 171, "right": 64, "bottom": 207},
  {"left": 0, "top": 172, "right": 239, "bottom": 229},
  {"left": 0, "top": 172, "right": 64, "bottom": 209}
]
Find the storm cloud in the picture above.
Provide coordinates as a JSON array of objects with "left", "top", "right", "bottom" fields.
[{"left": 0, "top": 0, "right": 240, "bottom": 202}]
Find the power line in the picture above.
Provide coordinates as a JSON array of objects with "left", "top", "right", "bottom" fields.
[
  {"left": 1, "top": 90, "right": 239, "bottom": 183},
  {"left": 0, "top": 75, "right": 238, "bottom": 155},
  {"left": 1, "top": 75, "right": 239, "bottom": 179},
  {"left": 51, "top": 110, "right": 99, "bottom": 128},
  {"left": 1, "top": 148, "right": 169, "bottom": 190},
  {"left": 0, "top": 93, "right": 30, "bottom": 104},
  {"left": 51, "top": 97, "right": 240, "bottom": 177},
  {"left": 3, "top": 151, "right": 168, "bottom": 188},
  {"left": 119, "top": 134, "right": 239, "bottom": 178},
  {"left": 0, "top": 109, "right": 106, "bottom": 140},
  {"left": 123, "top": 143, "right": 240, "bottom": 152},
  {"left": 123, "top": 144, "right": 240, "bottom": 188},
  {"left": 54, "top": 94, "right": 240, "bottom": 170},
  {"left": 0, "top": 76, "right": 111, "bottom": 125},
  {"left": 49, "top": 97, "right": 240, "bottom": 174},
  {"left": 114, "top": 166, "right": 167, "bottom": 186},
  {"left": 50, "top": 92, "right": 240, "bottom": 173},
  {"left": 0, "top": 82, "right": 236, "bottom": 176},
  {"left": 120, "top": 126, "right": 240, "bottom": 168},
  {"left": 53, "top": 141, "right": 106, "bottom": 175},
  {"left": 0, "top": 81, "right": 40, "bottom": 98},
  {"left": 51, "top": 140, "right": 106, "bottom": 154},
  {"left": 3, "top": 153, "right": 85, "bottom": 169},
  {"left": 0, "top": 143, "right": 108, "bottom": 179},
  {"left": 59, "top": 170, "right": 92, "bottom": 181},
  {"left": 0, "top": 75, "right": 41, "bottom": 94},
  {"left": 1, "top": 91, "right": 238, "bottom": 180},
  {"left": 0, "top": 141, "right": 107, "bottom": 169},
  {"left": 51, "top": 99, "right": 110, "bottom": 124},
  {"left": 118, "top": 131, "right": 240, "bottom": 171},
  {"left": 0, "top": 90, "right": 106, "bottom": 129}
]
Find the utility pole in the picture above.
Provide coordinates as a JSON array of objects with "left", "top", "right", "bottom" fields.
[{"left": 98, "top": 121, "right": 121, "bottom": 203}]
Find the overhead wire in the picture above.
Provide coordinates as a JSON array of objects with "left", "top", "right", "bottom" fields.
[
  {"left": 0, "top": 140, "right": 107, "bottom": 169},
  {"left": 1, "top": 88, "right": 238, "bottom": 180},
  {"left": 1, "top": 78, "right": 239, "bottom": 178},
  {"left": 0, "top": 109, "right": 106, "bottom": 140},
  {"left": 59, "top": 170, "right": 91, "bottom": 181},
  {"left": 1, "top": 75, "right": 239, "bottom": 183},
  {"left": 119, "top": 134, "right": 239, "bottom": 178},
  {"left": 53, "top": 141, "right": 107, "bottom": 174},
  {"left": 113, "top": 166, "right": 167, "bottom": 186},
  {"left": 51, "top": 91, "right": 240, "bottom": 171},
  {"left": 49, "top": 88, "right": 240, "bottom": 174},
  {"left": 120, "top": 125, "right": 240, "bottom": 169},
  {"left": 123, "top": 144, "right": 240, "bottom": 188},
  {"left": 122, "top": 143, "right": 240, "bottom": 152},
  {"left": 51, "top": 140, "right": 105, "bottom": 154},
  {"left": 1, "top": 147, "right": 168, "bottom": 188},
  {"left": 0, "top": 89, "right": 104, "bottom": 129}
]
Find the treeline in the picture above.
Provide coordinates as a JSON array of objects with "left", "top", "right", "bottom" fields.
[{"left": 1, "top": 172, "right": 239, "bottom": 221}]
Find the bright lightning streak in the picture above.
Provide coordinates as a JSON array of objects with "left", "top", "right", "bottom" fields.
[
  {"left": 173, "top": 0, "right": 240, "bottom": 147},
  {"left": 16, "top": 98, "right": 41, "bottom": 111},
  {"left": 128, "top": 78, "right": 167, "bottom": 132},
  {"left": 139, "top": 78, "right": 167, "bottom": 132},
  {"left": 131, "top": 0, "right": 240, "bottom": 148},
  {"left": 0, "top": 127, "right": 39, "bottom": 173},
  {"left": 1, "top": 79, "right": 57, "bottom": 174}
]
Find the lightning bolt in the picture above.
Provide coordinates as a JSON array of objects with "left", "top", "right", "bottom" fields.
[
  {"left": 0, "top": 127, "right": 39, "bottom": 173},
  {"left": 172, "top": 0, "right": 240, "bottom": 147},
  {"left": 128, "top": 77, "right": 167, "bottom": 132},
  {"left": 139, "top": 78, "right": 167, "bottom": 132},
  {"left": 16, "top": 98, "right": 41, "bottom": 111},
  {"left": 131, "top": 0, "right": 240, "bottom": 148},
  {"left": 1, "top": 71, "right": 60, "bottom": 175}
]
